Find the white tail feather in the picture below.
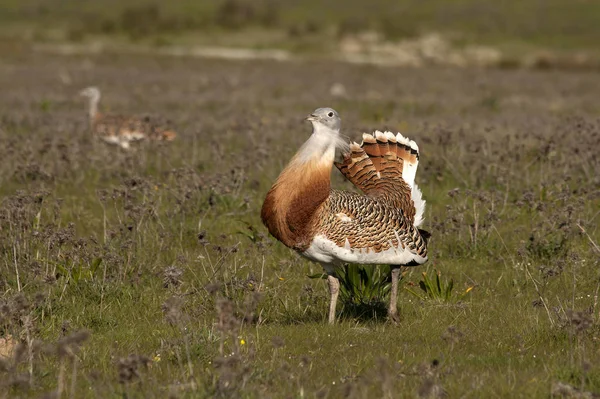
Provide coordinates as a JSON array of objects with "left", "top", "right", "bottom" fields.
[
  {"left": 402, "top": 162, "right": 417, "bottom": 189},
  {"left": 394, "top": 131, "right": 423, "bottom": 226},
  {"left": 411, "top": 184, "right": 425, "bottom": 227},
  {"left": 395, "top": 132, "right": 411, "bottom": 146},
  {"left": 374, "top": 130, "right": 387, "bottom": 141}
]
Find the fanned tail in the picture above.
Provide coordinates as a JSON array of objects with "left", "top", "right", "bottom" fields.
[{"left": 335, "top": 131, "right": 425, "bottom": 227}]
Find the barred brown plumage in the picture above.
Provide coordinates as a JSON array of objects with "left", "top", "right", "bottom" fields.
[
  {"left": 80, "top": 86, "right": 177, "bottom": 149},
  {"left": 316, "top": 190, "right": 427, "bottom": 259},
  {"left": 261, "top": 107, "right": 429, "bottom": 324}
]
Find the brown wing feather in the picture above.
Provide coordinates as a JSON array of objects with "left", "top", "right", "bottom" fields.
[{"left": 334, "top": 132, "right": 415, "bottom": 222}]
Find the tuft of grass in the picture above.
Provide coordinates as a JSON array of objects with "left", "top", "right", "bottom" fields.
[
  {"left": 310, "top": 264, "right": 393, "bottom": 318},
  {"left": 406, "top": 269, "right": 473, "bottom": 302}
]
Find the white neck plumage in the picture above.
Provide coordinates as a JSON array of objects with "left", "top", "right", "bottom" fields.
[
  {"left": 87, "top": 92, "right": 100, "bottom": 123},
  {"left": 295, "top": 122, "right": 348, "bottom": 166}
]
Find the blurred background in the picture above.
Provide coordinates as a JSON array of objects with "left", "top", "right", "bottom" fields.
[{"left": 1, "top": 0, "right": 599, "bottom": 68}]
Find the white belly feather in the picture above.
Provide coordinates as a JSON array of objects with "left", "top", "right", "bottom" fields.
[{"left": 302, "top": 234, "right": 427, "bottom": 266}]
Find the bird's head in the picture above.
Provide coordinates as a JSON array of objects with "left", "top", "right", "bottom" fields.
[
  {"left": 305, "top": 107, "right": 341, "bottom": 133},
  {"left": 79, "top": 86, "right": 100, "bottom": 100}
]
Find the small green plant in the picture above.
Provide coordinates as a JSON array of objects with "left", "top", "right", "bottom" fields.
[
  {"left": 236, "top": 222, "right": 260, "bottom": 243},
  {"left": 55, "top": 258, "right": 103, "bottom": 285},
  {"left": 39, "top": 99, "right": 52, "bottom": 112},
  {"left": 406, "top": 269, "right": 472, "bottom": 302},
  {"left": 309, "top": 264, "right": 392, "bottom": 309},
  {"left": 337, "top": 264, "right": 392, "bottom": 305}
]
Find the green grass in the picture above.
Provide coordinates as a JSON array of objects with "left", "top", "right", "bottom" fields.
[
  {"left": 0, "top": 53, "right": 599, "bottom": 397},
  {"left": 1, "top": 0, "right": 599, "bottom": 55}
]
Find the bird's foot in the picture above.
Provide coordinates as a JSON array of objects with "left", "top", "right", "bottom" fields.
[{"left": 387, "top": 311, "right": 401, "bottom": 325}]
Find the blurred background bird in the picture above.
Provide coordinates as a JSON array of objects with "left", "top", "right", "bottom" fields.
[{"left": 80, "top": 86, "right": 177, "bottom": 150}]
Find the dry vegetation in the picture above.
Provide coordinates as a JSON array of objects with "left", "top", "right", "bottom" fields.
[
  {"left": 0, "top": 51, "right": 599, "bottom": 397},
  {"left": 2, "top": 0, "right": 600, "bottom": 66}
]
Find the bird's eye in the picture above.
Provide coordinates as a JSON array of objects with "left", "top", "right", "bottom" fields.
[{"left": 327, "top": 112, "right": 334, "bottom": 117}]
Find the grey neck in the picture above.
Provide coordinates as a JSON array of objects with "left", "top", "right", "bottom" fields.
[{"left": 88, "top": 92, "right": 100, "bottom": 123}]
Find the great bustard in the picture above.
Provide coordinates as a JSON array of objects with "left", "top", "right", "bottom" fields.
[
  {"left": 79, "top": 86, "right": 177, "bottom": 149},
  {"left": 261, "top": 108, "right": 429, "bottom": 324}
]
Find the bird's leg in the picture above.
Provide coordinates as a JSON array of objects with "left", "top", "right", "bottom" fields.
[
  {"left": 326, "top": 274, "right": 340, "bottom": 325},
  {"left": 388, "top": 266, "right": 402, "bottom": 322}
]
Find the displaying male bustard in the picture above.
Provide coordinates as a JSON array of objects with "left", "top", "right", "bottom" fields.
[
  {"left": 261, "top": 108, "right": 429, "bottom": 324},
  {"left": 79, "top": 86, "right": 177, "bottom": 149}
]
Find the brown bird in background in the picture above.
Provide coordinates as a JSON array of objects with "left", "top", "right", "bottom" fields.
[{"left": 80, "top": 86, "right": 177, "bottom": 149}]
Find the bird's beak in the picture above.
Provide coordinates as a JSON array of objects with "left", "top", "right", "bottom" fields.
[{"left": 305, "top": 114, "right": 318, "bottom": 122}]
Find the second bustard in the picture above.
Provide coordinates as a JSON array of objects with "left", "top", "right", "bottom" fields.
[
  {"left": 261, "top": 108, "right": 429, "bottom": 324},
  {"left": 79, "top": 86, "right": 177, "bottom": 149}
]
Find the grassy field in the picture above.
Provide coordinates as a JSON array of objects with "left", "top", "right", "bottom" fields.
[
  {"left": 1, "top": 0, "right": 600, "bottom": 56},
  {"left": 0, "top": 51, "right": 599, "bottom": 398}
]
